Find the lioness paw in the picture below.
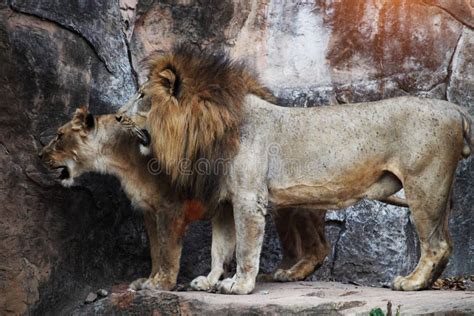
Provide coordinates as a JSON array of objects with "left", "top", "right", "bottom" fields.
[
  {"left": 190, "top": 276, "right": 212, "bottom": 291},
  {"left": 140, "top": 278, "right": 164, "bottom": 291},
  {"left": 129, "top": 277, "right": 164, "bottom": 291},
  {"left": 128, "top": 277, "right": 148, "bottom": 291}
]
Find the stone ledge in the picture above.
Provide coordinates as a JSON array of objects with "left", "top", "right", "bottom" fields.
[{"left": 74, "top": 282, "right": 474, "bottom": 315}]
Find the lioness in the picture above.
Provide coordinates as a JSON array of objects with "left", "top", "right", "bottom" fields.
[
  {"left": 38, "top": 107, "right": 332, "bottom": 291},
  {"left": 117, "top": 45, "right": 472, "bottom": 294}
]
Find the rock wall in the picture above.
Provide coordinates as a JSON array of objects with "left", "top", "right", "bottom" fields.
[{"left": 0, "top": 0, "right": 472, "bottom": 314}]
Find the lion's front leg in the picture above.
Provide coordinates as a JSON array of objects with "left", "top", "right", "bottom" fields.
[
  {"left": 217, "top": 192, "right": 266, "bottom": 295},
  {"left": 191, "top": 208, "right": 235, "bottom": 291}
]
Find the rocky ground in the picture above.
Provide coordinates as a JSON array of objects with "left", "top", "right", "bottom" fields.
[{"left": 75, "top": 282, "right": 474, "bottom": 315}]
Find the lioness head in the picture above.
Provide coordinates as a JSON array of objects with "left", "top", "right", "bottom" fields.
[{"left": 39, "top": 106, "right": 97, "bottom": 187}]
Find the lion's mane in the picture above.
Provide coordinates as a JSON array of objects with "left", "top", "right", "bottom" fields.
[{"left": 143, "top": 45, "right": 275, "bottom": 204}]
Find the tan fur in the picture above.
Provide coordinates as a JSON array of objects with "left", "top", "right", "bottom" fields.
[{"left": 40, "top": 109, "right": 331, "bottom": 292}]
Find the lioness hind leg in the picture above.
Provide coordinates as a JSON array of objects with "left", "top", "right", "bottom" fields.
[
  {"left": 272, "top": 208, "right": 330, "bottom": 282},
  {"left": 191, "top": 208, "right": 236, "bottom": 291},
  {"left": 393, "top": 164, "right": 455, "bottom": 291}
]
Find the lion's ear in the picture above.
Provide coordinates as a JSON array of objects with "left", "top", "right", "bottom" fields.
[
  {"left": 72, "top": 106, "right": 94, "bottom": 132},
  {"left": 85, "top": 113, "right": 94, "bottom": 129},
  {"left": 159, "top": 68, "right": 180, "bottom": 98}
]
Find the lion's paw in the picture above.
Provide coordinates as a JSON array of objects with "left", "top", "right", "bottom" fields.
[
  {"left": 190, "top": 276, "right": 212, "bottom": 291},
  {"left": 217, "top": 277, "right": 236, "bottom": 294},
  {"left": 217, "top": 277, "right": 254, "bottom": 295},
  {"left": 273, "top": 269, "right": 298, "bottom": 282},
  {"left": 392, "top": 275, "right": 426, "bottom": 291}
]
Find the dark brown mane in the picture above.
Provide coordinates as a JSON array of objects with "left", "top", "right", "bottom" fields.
[{"left": 143, "top": 44, "right": 275, "bottom": 205}]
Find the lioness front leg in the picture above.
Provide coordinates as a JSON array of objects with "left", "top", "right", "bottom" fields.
[
  {"left": 130, "top": 210, "right": 183, "bottom": 291},
  {"left": 191, "top": 208, "right": 236, "bottom": 291},
  {"left": 217, "top": 192, "right": 266, "bottom": 294},
  {"left": 129, "top": 210, "right": 160, "bottom": 290}
]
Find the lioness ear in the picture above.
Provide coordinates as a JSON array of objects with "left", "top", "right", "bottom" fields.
[
  {"left": 159, "top": 68, "right": 180, "bottom": 98},
  {"left": 72, "top": 106, "right": 93, "bottom": 132}
]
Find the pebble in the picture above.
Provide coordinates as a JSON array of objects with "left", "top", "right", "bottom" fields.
[
  {"left": 97, "top": 289, "right": 108, "bottom": 297},
  {"left": 85, "top": 292, "right": 98, "bottom": 304}
]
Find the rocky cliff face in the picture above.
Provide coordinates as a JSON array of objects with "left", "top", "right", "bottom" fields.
[{"left": 0, "top": 0, "right": 472, "bottom": 314}]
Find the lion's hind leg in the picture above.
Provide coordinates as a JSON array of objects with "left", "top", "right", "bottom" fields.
[
  {"left": 392, "top": 161, "right": 455, "bottom": 291},
  {"left": 273, "top": 256, "right": 325, "bottom": 282},
  {"left": 271, "top": 208, "right": 330, "bottom": 282}
]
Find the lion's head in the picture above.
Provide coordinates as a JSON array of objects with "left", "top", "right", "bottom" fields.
[
  {"left": 116, "top": 45, "right": 276, "bottom": 205},
  {"left": 116, "top": 88, "right": 153, "bottom": 154}
]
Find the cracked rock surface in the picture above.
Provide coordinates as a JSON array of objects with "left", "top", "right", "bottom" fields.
[
  {"left": 0, "top": 0, "right": 472, "bottom": 314},
  {"left": 75, "top": 282, "right": 474, "bottom": 315}
]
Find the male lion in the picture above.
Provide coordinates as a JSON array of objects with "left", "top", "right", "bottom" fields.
[
  {"left": 38, "top": 107, "right": 332, "bottom": 291},
  {"left": 117, "top": 45, "right": 472, "bottom": 294}
]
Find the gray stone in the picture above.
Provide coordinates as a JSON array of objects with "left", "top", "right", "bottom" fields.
[
  {"left": 447, "top": 27, "right": 474, "bottom": 114},
  {"left": 84, "top": 292, "right": 97, "bottom": 304},
  {"left": 331, "top": 201, "right": 420, "bottom": 287},
  {"left": 96, "top": 289, "right": 108, "bottom": 297},
  {"left": 10, "top": 0, "right": 137, "bottom": 99}
]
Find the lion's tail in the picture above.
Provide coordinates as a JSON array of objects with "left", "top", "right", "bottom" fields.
[{"left": 460, "top": 110, "right": 472, "bottom": 159}]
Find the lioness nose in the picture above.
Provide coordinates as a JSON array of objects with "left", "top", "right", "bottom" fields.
[{"left": 115, "top": 115, "right": 122, "bottom": 122}]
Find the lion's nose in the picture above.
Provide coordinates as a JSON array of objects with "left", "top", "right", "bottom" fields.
[{"left": 115, "top": 115, "right": 122, "bottom": 122}]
